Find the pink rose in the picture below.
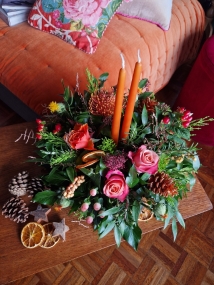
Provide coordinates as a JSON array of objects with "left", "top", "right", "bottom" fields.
[
  {"left": 62, "top": 0, "right": 111, "bottom": 27},
  {"left": 128, "top": 145, "right": 159, "bottom": 174},
  {"left": 64, "top": 123, "right": 94, "bottom": 150},
  {"left": 103, "top": 170, "right": 129, "bottom": 202}
]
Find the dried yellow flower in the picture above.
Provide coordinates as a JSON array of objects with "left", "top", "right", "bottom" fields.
[{"left": 48, "top": 101, "right": 60, "bottom": 113}]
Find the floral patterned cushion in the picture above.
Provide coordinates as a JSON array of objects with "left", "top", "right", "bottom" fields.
[{"left": 28, "top": 0, "right": 123, "bottom": 54}]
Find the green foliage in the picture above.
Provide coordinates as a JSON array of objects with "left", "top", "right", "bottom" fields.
[
  {"left": 158, "top": 154, "right": 170, "bottom": 172},
  {"left": 97, "top": 137, "right": 116, "bottom": 154},
  {"left": 86, "top": 68, "right": 109, "bottom": 93},
  {"left": 33, "top": 190, "right": 58, "bottom": 205}
]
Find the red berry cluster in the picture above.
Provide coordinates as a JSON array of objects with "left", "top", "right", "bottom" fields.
[
  {"left": 52, "top": 123, "right": 62, "bottom": 134},
  {"left": 36, "top": 118, "right": 44, "bottom": 140},
  {"left": 177, "top": 107, "right": 193, "bottom": 128},
  {"left": 162, "top": 116, "right": 170, "bottom": 124},
  {"left": 35, "top": 119, "right": 62, "bottom": 140}
]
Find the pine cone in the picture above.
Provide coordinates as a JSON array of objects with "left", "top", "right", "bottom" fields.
[
  {"left": 137, "top": 97, "right": 157, "bottom": 114},
  {"left": 2, "top": 197, "right": 29, "bottom": 223},
  {"left": 27, "top": 177, "right": 44, "bottom": 197},
  {"left": 8, "top": 171, "right": 30, "bottom": 196},
  {"left": 148, "top": 172, "right": 178, "bottom": 197}
]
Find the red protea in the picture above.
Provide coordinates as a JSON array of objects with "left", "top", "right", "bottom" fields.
[{"left": 89, "top": 90, "right": 115, "bottom": 116}]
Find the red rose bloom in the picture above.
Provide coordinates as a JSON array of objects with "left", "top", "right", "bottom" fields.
[{"left": 64, "top": 123, "right": 94, "bottom": 150}]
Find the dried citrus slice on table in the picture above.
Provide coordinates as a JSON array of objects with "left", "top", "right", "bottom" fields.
[
  {"left": 40, "top": 223, "right": 60, "bottom": 249},
  {"left": 21, "top": 222, "right": 45, "bottom": 248}
]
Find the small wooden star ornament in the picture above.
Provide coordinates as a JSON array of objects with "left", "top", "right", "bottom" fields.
[
  {"left": 53, "top": 218, "right": 69, "bottom": 241},
  {"left": 29, "top": 204, "right": 51, "bottom": 223}
]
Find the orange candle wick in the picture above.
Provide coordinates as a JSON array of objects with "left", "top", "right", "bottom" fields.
[
  {"left": 111, "top": 53, "right": 126, "bottom": 144},
  {"left": 120, "top": 50, "right": 142, "bottom": 141}
]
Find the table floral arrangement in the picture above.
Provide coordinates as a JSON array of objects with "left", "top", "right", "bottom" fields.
[{"left": 30, "top": 55, "right": 212, "bottom": 250}]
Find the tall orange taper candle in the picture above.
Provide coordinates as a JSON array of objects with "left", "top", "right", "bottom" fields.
[
  {"left": 111, "top": 53, "right": 126, "bottom": 144},
  {"left": 120, "top": 50, "right": 142, "bottom": 140}
]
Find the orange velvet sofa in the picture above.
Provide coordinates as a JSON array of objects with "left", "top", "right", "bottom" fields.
[{"left": 0, "top": 0, "right": 205, "bottom": 119}]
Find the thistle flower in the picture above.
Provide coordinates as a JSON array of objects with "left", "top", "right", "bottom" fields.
[
  {"left": 104, "top": 152, "right": 127, "bottom": 170},
  {"left": 48, "top": 102, "right": 65, "bottom": 113}
]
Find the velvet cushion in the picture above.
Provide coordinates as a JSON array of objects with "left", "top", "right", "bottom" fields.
[
  {"left": 174, "top": 36, "right": 214, "bottom": 146},
  {"left": 117, "top": 0, "right": 173, "bottom": 30},
  {"left": 0, "top": 0, "right": 205, "bottom": 116},
  {"left": 28, "top": 0, "right": 123, "bottom": 54}
]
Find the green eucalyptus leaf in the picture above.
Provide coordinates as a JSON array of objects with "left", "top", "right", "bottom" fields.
[
  {"left": 98, "top": 215, "right": 113, "bottom": 234},
  {"left": 128, "top": 165, "right": 138, "bottom": 178},
  {"left": 176, "top": 211, "right": 185, "bottom": 228},
  {"left": 114, "top": 224, "right": 122, "bottom": 247},
  {"left": 32, "top": 190, "right": 58, "bottom": 205},
  {"left": 99, "top": 73, "right": 109, "bottom": 82},
  {"left": 126, "top": 176, "right": 139, "bottom": 188},
  {"left": 63, "top": 86, "right": 71, "bottom": 102},
  {"left": 172, "top": 218, "right": 178, "bottom": 241},
  {"left": 119, "top": 220, "right": 126, "bottom": 235},
  {"left": 66, "top": 167, "right": 76, "bottom": 182},
  {"left": 178, "top": 127, "right": 190, "bottom": 140},
  {"left": 138, "top": 78, "right": 148, "bottom": 89},
  {"left": 138, "top": 91, "right": 153, "bottom": 100},
  {"left": 123, "top": 225, "right": 142, "bottom": 251},
  {"left": 99, "top": 221, "right": 115, "bottom": 239},
  {"left": 44, "top": 167, "right": 69, "bottom": 185},
  {"left": 164, "top": 211, "right": 172, "bottom": 229},
  {"left": 132, "top": 200, "right": 141, "bottom": 223},
  {"left": 193, "top": 155, "right": 200, "bottom": 171},
  {"left": 140, "top": 172, "right": 150, "bottom": 182},
  {"left": 126, "top": 165, "right": 139, "bottom": 188},
  {"left": 154, "top": 202, "right": 166, "bottom": 217},
  {"left": 98, "top": 206, "right": 121, "bottom": 217},
  {"left": 59, "top": 197, "right": 72, "bottom": 208},
  {"left": 79, "top": 168, "right": 101, "bottom": 187},
  {"left": 188, "top": 173, "right": 196, "bottom": 190},
  {"left": 75, "top": 111, "right": 90, "bottom": 123},
  {"left": 141, "top": 105, "right": 148, "bottom": 126}
]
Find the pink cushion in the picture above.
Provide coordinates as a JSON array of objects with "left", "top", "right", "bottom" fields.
[
  {"left": 117, "top": 0, "right": 173, "bottom": 31},
  {"left": 174, "top": 36, "right": 214, "bottom": 146}
]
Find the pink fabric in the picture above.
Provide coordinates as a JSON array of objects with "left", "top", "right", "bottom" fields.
[{"left": 174, "top": 36, "right": 214, "bottom": 146}]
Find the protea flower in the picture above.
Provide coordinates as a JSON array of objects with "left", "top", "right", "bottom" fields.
[{"left": 88, "top": 90, "right": 115, "bottom": 116}]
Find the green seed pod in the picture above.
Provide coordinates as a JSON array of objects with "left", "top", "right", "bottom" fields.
[{"left": 154, "top": 202, "right": 166, "bottom": 217}]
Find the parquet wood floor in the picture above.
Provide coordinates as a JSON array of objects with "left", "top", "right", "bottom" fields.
[{"left": 0, "top": 64, "right": 214, "bottom": 285}]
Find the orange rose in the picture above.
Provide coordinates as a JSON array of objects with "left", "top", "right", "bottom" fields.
[{"left": 64, "top": 123, "right": 94, "bottom": 150}]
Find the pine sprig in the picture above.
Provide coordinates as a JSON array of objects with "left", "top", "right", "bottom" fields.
[
  {"left": 39, "top": 132, "right": 67, "bottom": 146},
  {"left": 86, "top": 68, "right": 99, "bottom": 94},
  {"left": 50, "top": 150, "right": 76, "bottom": 166},
  {"left": 189, "top": 116, "right": 214, "bottom": 132}
]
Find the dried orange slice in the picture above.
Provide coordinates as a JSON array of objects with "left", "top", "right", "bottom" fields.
[
  {"left": 76, "top": 159, "right": 99, "bottom": 169},
  {"left": 40, "top": 223, "right": 60, "bottom": 249},
  {"left": 21, "top": 222, "right": 45, "bottom": 248},
  {"left": 82, "top": 150, "right": 105, "bottom": 162}
]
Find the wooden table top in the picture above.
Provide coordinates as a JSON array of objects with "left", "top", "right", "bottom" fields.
[{"left": 0, "top": 122, "right": 212, "bottom": 285}]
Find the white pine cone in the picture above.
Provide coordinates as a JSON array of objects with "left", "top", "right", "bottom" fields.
[
  {"left": 27, "top": 177, "right": 44, "bottom": 197},
  {"left": 8, "top": 171, "right": 30, "bottom": 196},
  {"left": 2, "top": 197, "right": 29, "bottom": 223}
]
